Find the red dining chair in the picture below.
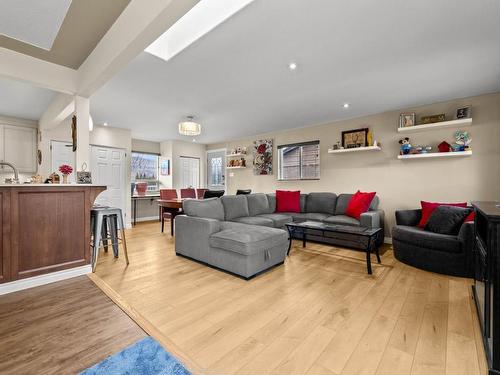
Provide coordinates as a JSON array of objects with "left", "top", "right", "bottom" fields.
[
  {"left": 159, "top": 189, "right": 178, "bottom": 224},
  {"left": 180, "top": 188, "right": 196, "bottom": 199},
  {"left": 196, "top": 189, "right": 207, "bottom": 199},
  {"left": 160, "top": 189, "right": 178, "bottom": 200}
]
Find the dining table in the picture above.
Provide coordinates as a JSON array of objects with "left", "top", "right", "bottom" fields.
[{"left": 158, "top": 199, "right": 184, "bottom": 236}]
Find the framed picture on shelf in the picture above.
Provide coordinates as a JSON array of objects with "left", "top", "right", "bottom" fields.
[
  {"left": 341, "top": 128, "right": 369, "bottom": 149},
  {"left": 456, "top": 106, "right": 471, "bottom": 119},
  {"left": 421, "top": 113, "right": 445, "bottom": 124},
  {"left": 399, "top": 113, "right": 415, "bottom": 128}
]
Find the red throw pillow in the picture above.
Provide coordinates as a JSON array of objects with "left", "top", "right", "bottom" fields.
[
  {"left": 464, "top": 211, "right": 475, "bottom": 223},
  {"left": 418, "top": 201, "right": 467, "bottom": 228},
  {"left": 276, "top": 190, "right": 301, "bottom": 213},
  {"left": 345, "top": 191, "right": 376, "bottom": 219}
]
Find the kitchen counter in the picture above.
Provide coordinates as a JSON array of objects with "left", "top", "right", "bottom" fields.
[
  {"left": 0, "top": 183, "right": 106, "bottom": 187},
  {"left": 0, "top": 185, "right": 106, "bottom": 286}
]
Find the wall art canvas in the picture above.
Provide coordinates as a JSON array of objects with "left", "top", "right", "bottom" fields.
[
  {"left": 253, "top": 139, "right": 273, "bottom": 175},
  {"left": 160, "top": 158, "right": 171, "bottom": 176}
]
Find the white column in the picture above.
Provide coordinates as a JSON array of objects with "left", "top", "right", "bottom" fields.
[{"left": 74, "top": 96, "right": 90, "bottom": 172}]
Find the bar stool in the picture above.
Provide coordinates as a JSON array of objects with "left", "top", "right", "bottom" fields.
[{"left": 91, "top": 207, "right": 129, "bottom": 272}]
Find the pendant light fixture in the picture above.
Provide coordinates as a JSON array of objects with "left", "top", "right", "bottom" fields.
[{"left": 178, "top": 116, "right": 201, "bottom": 136}]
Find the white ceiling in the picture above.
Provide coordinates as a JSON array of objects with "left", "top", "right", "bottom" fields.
[
  {"left": 0, "top": 77, "right": 56, "bottom": 120},
  {"left": 87, "top": 0, "right": 499, "bottom": 143},
  {"left": 0, "top": 0, "right": 72, "bottom": 50}
]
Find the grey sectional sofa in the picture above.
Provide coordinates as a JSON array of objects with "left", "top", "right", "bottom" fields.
[{"left": 175, "top": 192, "right": 384, "bottom": 279}]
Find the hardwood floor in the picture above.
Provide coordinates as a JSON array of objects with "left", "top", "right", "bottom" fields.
[
  {"left": 97, "top": 221, "right": 486, "bottom": 374},
  {"left": 0, "top": 276, "right": 146, "bottom": 375}
]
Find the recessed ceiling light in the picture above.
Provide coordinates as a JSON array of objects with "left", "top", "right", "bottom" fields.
[
  {"left": 103, "top": 122, "right": 108, "bottom": 126},
  {"left": 288, "top": 62, "right": 298, "bottom": 71},
  {"left": 342, "top": 103, "right": 350, "bottom": 109}
]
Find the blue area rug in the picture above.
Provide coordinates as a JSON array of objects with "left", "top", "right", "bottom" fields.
[{"left": 80, "top": 337, "right": 191, "bottom": 375}]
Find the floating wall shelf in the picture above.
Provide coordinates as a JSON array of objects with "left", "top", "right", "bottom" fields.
[
  {"left": 328, "top": 146, "right": 382, "bottom": 154},
  {"left": 397, "top": 150, "right": 472, "bottom": 160},
  {"left": 397, "top": 118, "right": 472, "bottom": 133},
  {"left": 226, "top": 153, "right": 247, "bottom": 157},
  {"left": 226, "top": 166, "right": 247, "bottom": 169}
]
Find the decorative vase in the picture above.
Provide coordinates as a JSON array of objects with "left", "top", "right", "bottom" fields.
[
  {"left": 135, "top": 182, "right": 148, "bottom": 196},
  {"left": 62, "top": 174, "right": 69, "bottom": 184}
]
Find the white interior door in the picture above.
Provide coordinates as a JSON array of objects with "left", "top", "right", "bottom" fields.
[
  {"left": 90, "top": 146, "right": 126, "bottom": 213},
  {"left": 207, "top": 150, "right": 226, "bottom": 191},
  {"left": 180, "top": 156, "right": 200, "bottom": 188},
  {"left": 51, "top": 141, "right": 76, "bottom": 183}
]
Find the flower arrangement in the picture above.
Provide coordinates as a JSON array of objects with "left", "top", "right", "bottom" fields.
[
  {"left": 59, "top": 164, "right": 73, "bottom": 175},
  {"left": 58, "top": 164, "right": 73, "bottom": 184}
]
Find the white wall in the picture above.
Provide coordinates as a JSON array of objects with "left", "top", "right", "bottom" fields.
[
  {"left": 208, "top": 92, "right": 500, "bottom": 236},
  {"left": 40, "top": 121, "right": 134, "bottom": 226},
  {"left": 0, "top": 115, "right": 38, "bottom": 182}
]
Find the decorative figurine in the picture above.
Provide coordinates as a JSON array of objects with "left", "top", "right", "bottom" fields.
[
  {"left": 438, "top": 141, "right": 451, "bottom": 153},
  {"left": 398, "top": 137, "right": 412, "bottom": 155},
  {"left": 454, "top": 130, "right": 472, "bottom": 151}
]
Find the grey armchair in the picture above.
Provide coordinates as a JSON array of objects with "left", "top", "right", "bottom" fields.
[{"left": 392, "top": 209, "right": 474, "bottom": 277}]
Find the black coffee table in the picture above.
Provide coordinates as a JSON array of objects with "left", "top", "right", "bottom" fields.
[{"left": 285, "top": 221, "right": 383, "bottom": 274}]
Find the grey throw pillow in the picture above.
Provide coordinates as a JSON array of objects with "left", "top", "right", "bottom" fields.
[{"left": 425, "top": 206, "right": 472, "bottom": 235}]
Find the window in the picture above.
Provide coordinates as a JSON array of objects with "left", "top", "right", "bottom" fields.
[
  {"left": 278, "top": 141, "right": 320, "bottom": 180},
  {"left": 131, "top": 152, "right": 160, "bottom": 191}
]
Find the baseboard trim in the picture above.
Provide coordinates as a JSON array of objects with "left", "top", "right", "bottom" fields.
[
  {"left": 0, "top": 265, "right": 92, "bottom": 296},
  {"left": 384, "top": 237, "right": 392, "bottom": 245},
  {"left": 135, "top": 216, "right": 159, "bottom": 223}
]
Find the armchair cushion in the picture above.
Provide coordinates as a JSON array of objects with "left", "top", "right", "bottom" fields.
[
  {"left": 418, "top": 201, "right": 467, "bottom": 228},
  {"left": 425, "top": 206, "right": 472, "bottom": 235}
]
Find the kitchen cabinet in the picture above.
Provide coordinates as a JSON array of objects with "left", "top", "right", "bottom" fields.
[{"left": 0, "top": 125, "right": 37, "bottom": 173}]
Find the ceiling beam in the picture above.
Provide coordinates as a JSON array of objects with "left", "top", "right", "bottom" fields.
[
  {"left": 0, "top": 47, "right": 77, "bottom": 94},
  {"left": 77, "top": 0, "right": 200, "bottom": 97},
  {"left": 39, "top": 93, "right": 74, "bottom": 130}
]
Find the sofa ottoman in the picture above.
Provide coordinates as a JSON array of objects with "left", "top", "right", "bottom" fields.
[{"left": 209, "top": 222, "right": 288, "bottom": 278}]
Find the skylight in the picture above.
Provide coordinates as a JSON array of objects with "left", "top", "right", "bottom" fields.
[
  {"left": 145, "top": 0, "right": 254, "bottom": 62},
  {"left": 0, "top": 0, "right": 71, "bottom": 50}
]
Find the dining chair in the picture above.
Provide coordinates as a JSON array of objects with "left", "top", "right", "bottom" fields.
[
  {"left": 159, "top": 189, "right": 178, "bottom": 222},
  {"left": 196, "top": 189, "right": 207, "bottom": 199},
  {"left": 160, "top": 189, "right": 178, "bottom": 200},
  {"left": 203, "top": 190, "right": 225, "bottom": 199},
  {"left": 236, "top": 189, "right": 252, "bottom": 195},
  {"left": 180, "top": 188, "right": 196, "bottom": 198}
]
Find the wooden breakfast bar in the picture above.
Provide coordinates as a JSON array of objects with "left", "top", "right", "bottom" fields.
[{"left": 0, "top": 184, "right": 105, "bottom": 289}]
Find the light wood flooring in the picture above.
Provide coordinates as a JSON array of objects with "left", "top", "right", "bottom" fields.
[
  {"left": 0, "top": 276, "right": 146, "bottom": 375},
  {"left": 93, "top": 221, "right": 487, "bottom": 375}
]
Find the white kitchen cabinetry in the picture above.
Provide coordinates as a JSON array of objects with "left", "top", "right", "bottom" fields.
[{"left": 0, "top": 125, "right": 37, "bottom": 173}]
